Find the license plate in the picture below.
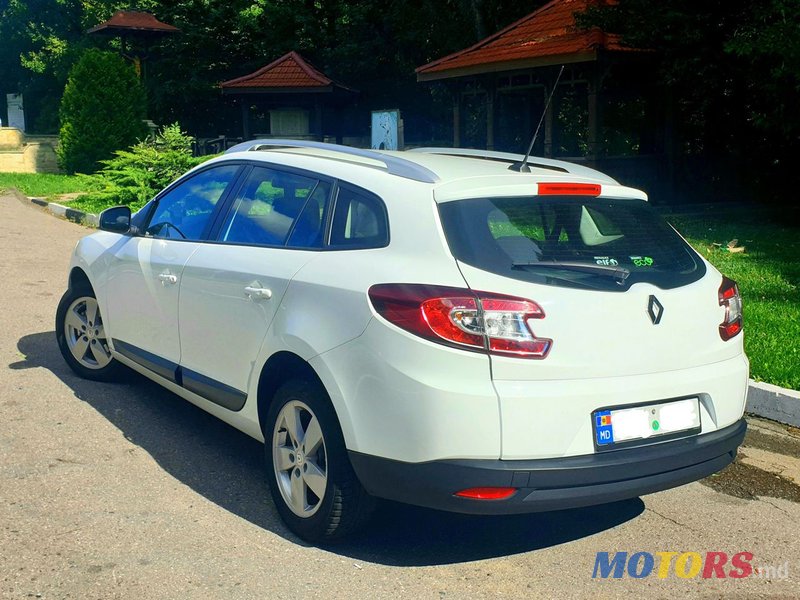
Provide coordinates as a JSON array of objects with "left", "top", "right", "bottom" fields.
[{"left": 593, "top": 398, "right": 701, "bottom": 448}]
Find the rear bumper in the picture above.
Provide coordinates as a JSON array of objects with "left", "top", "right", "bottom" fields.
[{"left": 349, "top": 418, "right": 746, "bottom": 514}]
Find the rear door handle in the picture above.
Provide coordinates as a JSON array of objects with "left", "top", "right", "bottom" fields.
[
  {"left": 244, "top": 286, "right": 272, "bottom": 300},
  {"left": 158, "top": 273, "right": 178, "bottom": 285}
]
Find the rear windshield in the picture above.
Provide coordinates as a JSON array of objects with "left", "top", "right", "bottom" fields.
[{"left": 438, "top": 196, "right": 705, "bottom": 291}]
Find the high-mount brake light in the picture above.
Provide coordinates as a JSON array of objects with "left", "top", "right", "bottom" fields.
[
  {"left": 368, "top": 284, "right": 552, "bottom": 359},
  {"left": 718, "top": 276, "right": 743, "bottom": 341},
  {"left": 537, "top": 182, "right": 601, "bottom": 196}
]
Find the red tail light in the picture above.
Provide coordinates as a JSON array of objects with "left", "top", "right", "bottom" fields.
[
  {"left": 455, "top": 487, "right": 517, "bottom": 500},
  {"left": 368, "top": 284, "right": 552, "bottom": 359},
  {"left": 718, "top": 276, "right": 743, "bottom": 341},
  {"left": 537, "top": 182, "right": 601, "bottom": 196}
]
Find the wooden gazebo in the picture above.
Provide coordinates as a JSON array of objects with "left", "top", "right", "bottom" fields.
[
  {"left": 221, "top": 51, "right": 356, "bottom": 143},
  {"left": 416, "top": 0, "right": 671, "bottom": 196},
  {"left": 87, "top": 11, "right": 179, "bottom": 78}
]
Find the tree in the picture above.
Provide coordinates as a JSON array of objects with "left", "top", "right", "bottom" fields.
[
  {"left": 579, "top": 0, "right": 800, "bottom": 200},
  {"left": 57, "top": 49, "right": 148, "bottom": 174},
  {"left": 0, "top": 0, "right": 158, "bottom": 132}
]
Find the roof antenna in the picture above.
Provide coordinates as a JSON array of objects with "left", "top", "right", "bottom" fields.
[{"left": 509, "top": 65, "right": 565, "bottom": 173}]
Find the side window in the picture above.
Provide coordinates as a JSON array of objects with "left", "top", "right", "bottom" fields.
[
  {"left": 146, "top": 165, "right": 239, "bottom": 240},
  {"left": 218, "top": 166, "right": 330, "bottom": 248},
  {"left": 329, "top": 186, "right": 388, "bottom": 248}
]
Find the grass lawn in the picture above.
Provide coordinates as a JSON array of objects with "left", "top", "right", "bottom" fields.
[
  {"left": 0, "top": 172, "right": 99, "bottom": 198},
  {"left": 669, "top": 210, "right": 800, "bottom": 391},
  {"left": 65, "top": 194, "right": 144, "bottom": 215}
]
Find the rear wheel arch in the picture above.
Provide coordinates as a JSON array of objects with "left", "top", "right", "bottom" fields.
[{"left": 257, "top": 352, "right": 334, "bottom": 436}]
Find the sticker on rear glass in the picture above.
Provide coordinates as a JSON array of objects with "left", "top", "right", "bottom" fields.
[
  {"left": 630, "top": 256, "right": 654, "bottom": 267},
  {"left": 594, "top": 256, "right": 619, "bottom": 266}
]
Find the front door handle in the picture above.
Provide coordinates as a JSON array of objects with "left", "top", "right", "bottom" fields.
[
  {"left": 244, "top": 286, "right": 272, "bottom": 300},
  {"left": 158, "top": 272, "right": 178, "bottom": 285}
]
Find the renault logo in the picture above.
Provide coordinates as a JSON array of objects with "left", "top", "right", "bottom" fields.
[{"left": 648, "top": 295, "right": 664, "bottom": 325}]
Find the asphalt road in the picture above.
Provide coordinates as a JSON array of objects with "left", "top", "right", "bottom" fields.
[{"left": 2, "top": 191, "right": 799, "bottom": 599}]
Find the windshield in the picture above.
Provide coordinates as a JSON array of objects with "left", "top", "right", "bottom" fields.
[{"left": 438, "top": 196, "right": 705, "bottom": 291}]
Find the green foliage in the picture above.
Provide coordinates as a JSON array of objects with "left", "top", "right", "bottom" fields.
[
  {"left": 79, "top": 123, "right": 209, "bottom": 211},
  {"left": 578, "top": 0, "right": 800, "bottom": 200},
  {"left": 670, "top": 211, "right": 800, "bottom": 391},
  {"left": 0, "top": 1, "right": 153, "bottom": 132},
  {"left": 57, "top": 49, "right": 148, "bottom": 174},
  {"left": 2, "top": 0, "right": 540, "bottom": 138}
]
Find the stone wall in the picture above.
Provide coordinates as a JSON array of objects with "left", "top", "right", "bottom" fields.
[{"left": 0, "top": 128, "right": 61, "bottom": 173}]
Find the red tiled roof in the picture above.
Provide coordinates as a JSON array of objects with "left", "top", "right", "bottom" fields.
[
  {"left": 87, "top": 11, "right": 179, "bottom": 35},
  {"left": 221, "top": 51, "right": 350, "bottom": 91},
  {"left": 417, "top": 0, "right": 635, "bottom": 80}
]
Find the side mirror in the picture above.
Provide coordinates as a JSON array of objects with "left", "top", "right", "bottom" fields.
[{"left": 99, "top": 206, "right": 132, "bottom": 234}]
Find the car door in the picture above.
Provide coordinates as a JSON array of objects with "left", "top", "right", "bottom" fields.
[
  {"left": 105, "top": 163, "right": 242, "bottom": 380},
  {"left": 176, "top": 165, "right": 332, "bottom": 409}
]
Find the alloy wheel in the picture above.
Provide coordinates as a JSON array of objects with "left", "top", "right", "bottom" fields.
[
  {"left": 63, "top": 296, "right": 112, "bottom": 370},
  {"left": 272, "top": 400, "right": 328, "bottom": 518}
]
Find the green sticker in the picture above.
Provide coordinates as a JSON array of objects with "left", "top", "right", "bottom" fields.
[
  {"left": 651, "top": 420, "right": 660, "bottom": 431},
  {"left": 630, "top": 256, "right": 654, "bottom": 267}
]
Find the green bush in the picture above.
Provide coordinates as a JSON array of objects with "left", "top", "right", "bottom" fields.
[
  {"left": 80, "top": 122, "right": 209, "bottom": 211},
  {"left": 58, "top": 49, "right": 148, "bottom": 174}
]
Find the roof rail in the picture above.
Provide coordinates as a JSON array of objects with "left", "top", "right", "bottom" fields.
[
  {"left": 225, "top": 139, "right": 440, "bottom": 184},
  {"left": 409, "top": 147, "right": 618, "bottom": 184}
]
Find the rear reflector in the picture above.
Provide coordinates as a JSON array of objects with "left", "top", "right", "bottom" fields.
[
  {"left": 368, "top": 284, "right": 552, "bottom": 358},
  {"left": 718, "top": 276, "right": 743, "bottom": 341},
  {"left": 455, "top": 487, "right": 518, "bottom": 500},
  {"left": 538, "top": 182, "right": 601, "bottom": 196}
]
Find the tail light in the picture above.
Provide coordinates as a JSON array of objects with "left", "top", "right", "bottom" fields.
[
  {"left": 718, "top": 276, "right": 743, "bottom": 341},
  {"left": 368, "top": 284, "right": 551, "bottom": 358}
]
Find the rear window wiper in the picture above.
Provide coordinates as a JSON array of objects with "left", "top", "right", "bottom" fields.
[{"left": 511, "top": 261, "right": 631, "bottom": 283}]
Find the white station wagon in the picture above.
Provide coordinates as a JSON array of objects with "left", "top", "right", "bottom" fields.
[{"left": 56, "top": 141, "right": 748, "bottom": 542}]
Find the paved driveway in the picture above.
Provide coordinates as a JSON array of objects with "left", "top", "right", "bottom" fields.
[{"left": 1, "top": 191, "right": 799, "bottom": 599}]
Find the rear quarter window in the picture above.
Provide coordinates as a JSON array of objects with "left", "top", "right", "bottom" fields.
[{"left": 329, "top": 185, "right": 388, "bottom": 249}]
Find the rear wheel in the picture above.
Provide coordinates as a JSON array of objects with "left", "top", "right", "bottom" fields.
[
  {"left": 55, "top": 284, "right": 122, "bottom": 381},
  {"left": 265, "top": 379, "right": 375, "bottom": 542}
]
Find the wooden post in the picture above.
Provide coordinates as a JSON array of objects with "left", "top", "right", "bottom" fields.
[
  {"left": 587, "top": 71, "right": 599, "bottom": 162},
  {"left": 486, "top": 80, "right": 496, "bottom": 150},
  {"left": 314, "top": 101, "right": 323, "bottom": 141},
  {"left": 544, "top": 82, "right": 555, "bottom": 158},
  {"left": 453, "top": 91, "right": 462, "bottom": 148},
  {"left": 240, "top": 100, "right": 251, "bottom": 140},
  {"left": 334, "top": 105, "right": 343, "bottom": 145},
  {"left": 587, "top": 60, "right": 605, "bottom": 164}
]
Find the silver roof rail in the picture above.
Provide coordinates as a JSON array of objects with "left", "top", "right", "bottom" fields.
[
  {"left": 409, "top": 147, "right": 618, "bottom": 184},
  {"left": 225, "top": 139, "right": 440, "bottom": 184}
]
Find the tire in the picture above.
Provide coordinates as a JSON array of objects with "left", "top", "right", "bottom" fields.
[
  {"left": 265, "top": 379, "right": 375, "bottom": 543},
  {"left": 55, "top": 283, "right": 122, "bottom": 382}
]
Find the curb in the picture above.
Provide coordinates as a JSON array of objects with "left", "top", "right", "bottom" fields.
[
  {"left": 28, "top": 195, "right": 99, "bottom": 227},
  {"left": 747, "top": 379, "right": 800, "bottom": 428}
]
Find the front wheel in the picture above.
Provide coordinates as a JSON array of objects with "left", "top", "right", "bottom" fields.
[
  {"left": 265, "top": 380, "right": 375, "bottom": 542},
  {"left": 55, "top": 284, "right": 122, "bottom": 381}
]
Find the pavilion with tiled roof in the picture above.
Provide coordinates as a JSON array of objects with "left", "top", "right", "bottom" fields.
[
  {"left": 221, "top": 51, "right": 356, "bottom": 142},
  {"left": 87, "top": 11, "right": 180, "bottom": 37},
  {"left": 416, "top": 0, "right": 669, "bottom": 197},
  {"left": 416, "top": 0, "right": 633, "bottom": 81}
]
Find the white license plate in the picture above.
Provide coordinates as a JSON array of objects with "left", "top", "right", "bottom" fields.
[{"left": 594, "top": 398, "right": 701, "bottom": 448}]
